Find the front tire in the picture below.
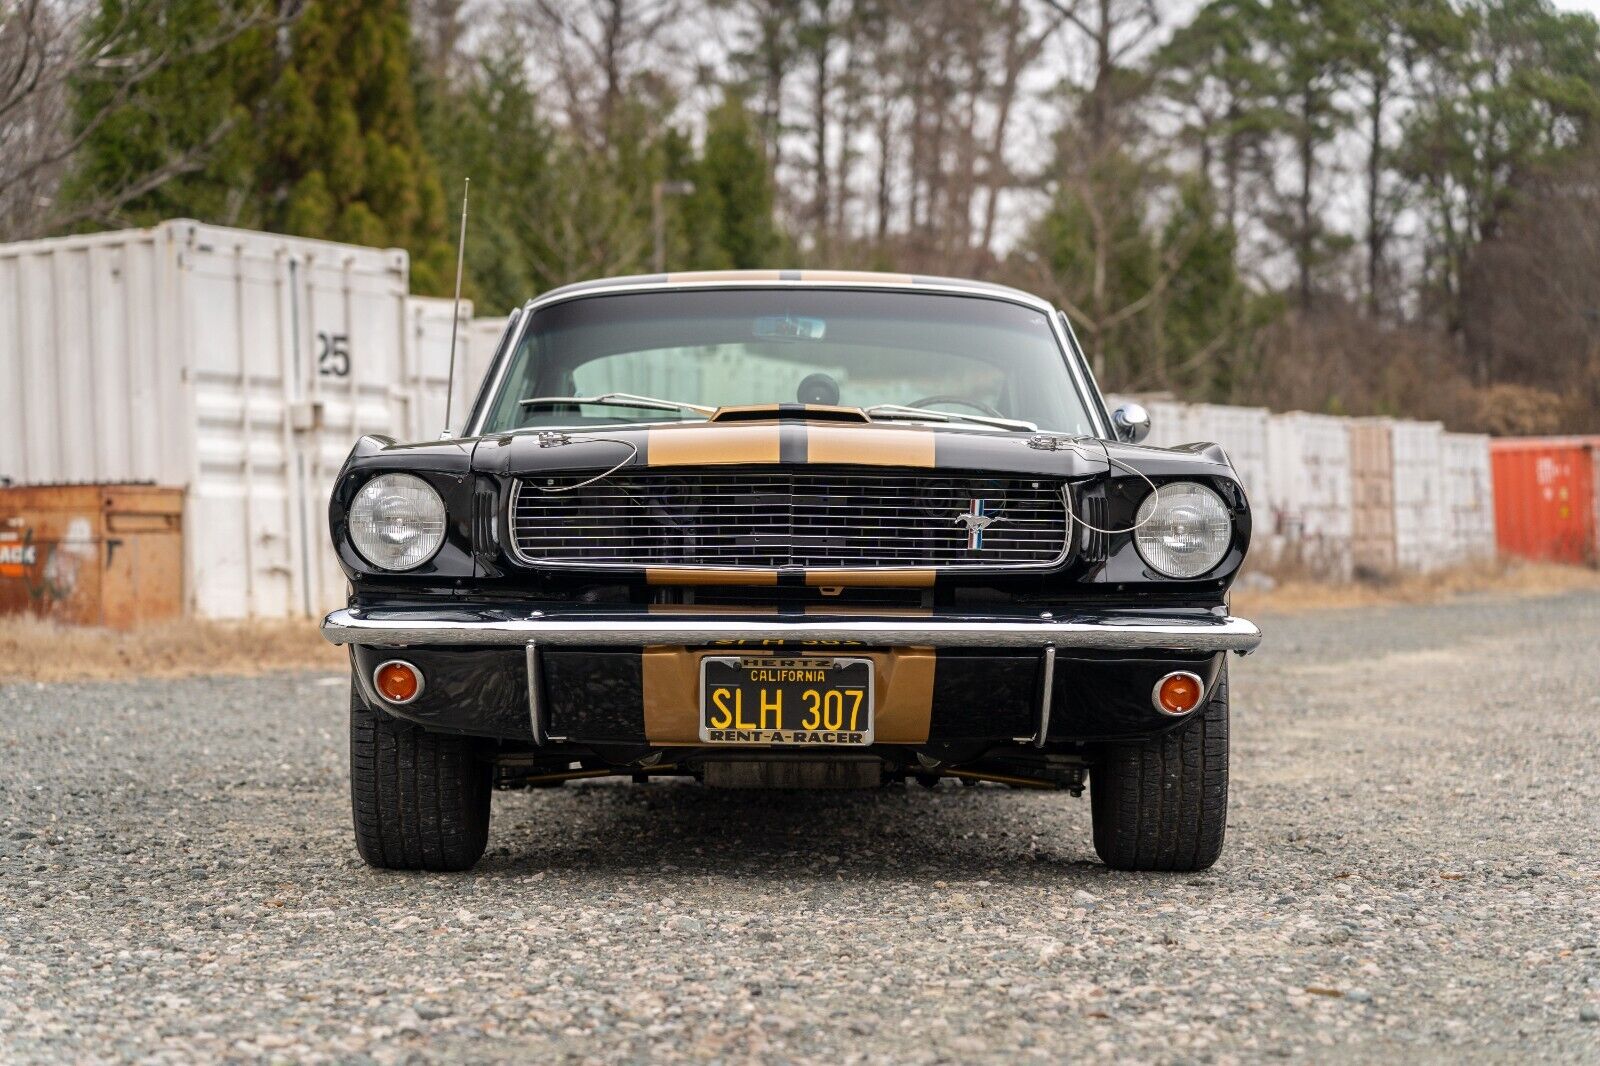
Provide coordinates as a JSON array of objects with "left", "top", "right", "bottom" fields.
[
  {"left": 349, "top": 679, "right": 491, "bottom": 871},
  {"left": 1089, "top": 665, "right": 1229, "bottom": 872}
]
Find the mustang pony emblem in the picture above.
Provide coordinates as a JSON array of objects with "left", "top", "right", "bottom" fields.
[{"left": 953, "top": 500, "right": 1003, "bottom": 549}]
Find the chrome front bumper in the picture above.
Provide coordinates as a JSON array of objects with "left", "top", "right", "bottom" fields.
[{"left": 321, "top": 608, "right": 1262, "bottom": 654}]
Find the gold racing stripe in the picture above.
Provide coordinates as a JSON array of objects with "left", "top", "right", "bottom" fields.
[
  {"left": 803, "top": 569, "right": 937, "bottom": 588},
  {"left": 805, "top": 424, "right": 935, "bottom": 467},
  {"left": 640, "top": 646, "right": 935, "bottom": 745},
  {"left": 646, "top": 569, "right": 779, "bottom": 586},
  {"left": 873, "top": 647, "right": 935, "bottom": 743},
  {"left": 642, "top": 648, "right": 703, "bottom": 744},
  {"left": 647, "top": 422, "right": 781, "bottom": 466}
]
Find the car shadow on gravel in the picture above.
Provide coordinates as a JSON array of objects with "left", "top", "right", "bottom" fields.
[{"left": 468, "top": 779, "right": 1128, "bottom": 886}]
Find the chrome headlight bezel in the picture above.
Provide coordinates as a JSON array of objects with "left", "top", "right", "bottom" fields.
[
  {"left": 348, "top": 473, "right": 448, "bottom": 572},
  {"left": 1133, "top": 481, "right": 1233, "bottom": 579}
]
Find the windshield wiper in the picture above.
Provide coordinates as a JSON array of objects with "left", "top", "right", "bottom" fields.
[
  {"left": 864, "top": 403, "right": 1036, "bottom": 433},
  {"left": 517, "top": 392, "right": 716, "bottom": 416}
]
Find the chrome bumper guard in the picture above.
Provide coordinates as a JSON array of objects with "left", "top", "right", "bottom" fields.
[{"left": 321, "top": 609, "right": 1262, "bottom": 654}]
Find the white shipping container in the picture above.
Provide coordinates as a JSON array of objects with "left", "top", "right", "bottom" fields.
[
  {"left": 0, "top": 220, "right": 416, "bottom": 619},
  {"left": 1388, "top": 420, "right": 1449, "bottom": 572},
  {"left": 403, "top": 296, "right": 476, "bottom": 438},
  {"left": 1264, "top": 412, "right": 1353, "bottom": 577},
  {"left": 1440, "top": 431, "right": 1496, "bottom": 564}
]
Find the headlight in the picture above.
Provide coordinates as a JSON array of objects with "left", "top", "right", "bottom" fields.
[
  {"left": 349, "top": 473, "right": 447, "bottom": 571},
  {"left": 1133, "top": 481, "right": 1232, "bottom": 578}
]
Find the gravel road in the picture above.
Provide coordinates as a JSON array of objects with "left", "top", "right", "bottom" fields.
[{"left": 3, "top": 591, "right": 1599, "bottom": 1063}]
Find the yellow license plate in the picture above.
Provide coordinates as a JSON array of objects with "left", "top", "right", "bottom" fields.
[{"left": 698, "top": 656, "right": 875, "bottom": 745}]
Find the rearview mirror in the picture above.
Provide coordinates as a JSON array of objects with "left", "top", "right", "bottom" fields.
[{"left": 1111, "top": 402, "right": 1151, "bottom": 444}]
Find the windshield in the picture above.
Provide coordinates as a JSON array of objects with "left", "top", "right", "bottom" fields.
[{"left": 475, "top": 288, "right": 1096, "bottom": 435}]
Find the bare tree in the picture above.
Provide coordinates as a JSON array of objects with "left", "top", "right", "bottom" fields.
[
  {"left": 517, "top": 0, "right": 683, "bottom": 149},
  {"left": 0, "top": 0, "right": 292, "bottom": 243},
  {"left": 974, "top": 0, "right": 1062, "bottom": 257},
  {"left": 1028, "top": 0, "right": 1167, "bottom": 376},
  {"left": 413, "top": 0, "right": 472, "bottom": 82}
]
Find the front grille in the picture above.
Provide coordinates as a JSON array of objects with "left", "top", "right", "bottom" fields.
[{"left": 509, "top": 467, "right": 1069, "bottom": 569}]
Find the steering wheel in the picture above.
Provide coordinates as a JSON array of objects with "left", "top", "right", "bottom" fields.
[{"left": 907, "top": 395, "right": 1006, "bottom": 419}]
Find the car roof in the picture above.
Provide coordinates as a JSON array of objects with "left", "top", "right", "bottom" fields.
[{"left": 532, "top": 269, "right": 1048, "bottom": 308}]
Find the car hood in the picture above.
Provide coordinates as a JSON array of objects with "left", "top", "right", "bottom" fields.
[{"left": 471, "top": 415, "right": 1115, "bottom": 480}]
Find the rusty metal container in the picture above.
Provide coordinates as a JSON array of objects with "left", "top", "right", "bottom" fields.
[
  {"left": 1349, "top": 420, "right": 1397, "bottom": 575},
  {"left": 1490, "top": 438, "right": 1598, "bottom": 565},
  {"left": 0, "top": 484, "right": 183, "bottom": 627}
]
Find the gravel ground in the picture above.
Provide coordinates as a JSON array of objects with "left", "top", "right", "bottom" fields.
[{"left": 3, "top": 591, "right": 1599, "bottom": 1063}]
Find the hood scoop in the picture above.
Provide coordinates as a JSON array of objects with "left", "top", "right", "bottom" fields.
[{"left": 709, "top": 404, "right": 871, "bottom": 424}]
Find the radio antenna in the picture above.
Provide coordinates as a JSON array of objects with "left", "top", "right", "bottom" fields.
[{"left": 441, "top": 177, "right": 470, "bottom": 439}]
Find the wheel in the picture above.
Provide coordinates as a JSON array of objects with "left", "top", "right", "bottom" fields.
[
  {"left": 1089, "top": 664, "right": 1229, "bottom": 872},
  {"left": 349, "top": 675, "right": 491, "bottom": 871}
]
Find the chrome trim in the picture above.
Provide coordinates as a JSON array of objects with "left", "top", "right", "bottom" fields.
[
  {"left": 1048, "top": 306, "right": 1113, "bottom": 440},
  {"left": 1152, "top": 670, "right": 1206, "bottom": 716},
  {"left": 323, "top": 610, "right": 1262, "bottom": 653},
  {"left": 1060, "top": 310, "right": 1113, "bottom": 434},
  {"left": 525, "top": 642, "right": 546, "bottom": 744},
  {"left": 460, "top": 307, "right": 521, "bottom": 438},
  {"left": 504, "top": 477, "right": 1074, "bottom": 574},
  {"left": 466, "top": 280, "right": 1111, "bottom": 440},
  {"left": 1033, "top": 644, "right": 1057, "bottom": 749},
  {"left": 372, "top": 659, "right": 425, "bottom": 705}
]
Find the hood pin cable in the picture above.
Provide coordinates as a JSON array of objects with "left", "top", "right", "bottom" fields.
[
  {"left": 531, "top": 431, "right": 639, "bottom": 494},
  {"left": 1038, "top": 435, "right": 1161, "bottom": 538}
]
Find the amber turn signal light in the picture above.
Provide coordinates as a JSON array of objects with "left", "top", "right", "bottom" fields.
[
  {"left": 374, "top": 660, "right": 424, "bottom": 704},
  {"left": 1153, "top": 671, "right": 1204, "bottom": 716}
]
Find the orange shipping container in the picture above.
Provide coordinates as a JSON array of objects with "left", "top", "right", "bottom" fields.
[
  {"left": 1488, "top": 439, "right": 1598, "bottom": 565},
  {"left": 0, "top": 484, "right": 184, "bottom": 628}
]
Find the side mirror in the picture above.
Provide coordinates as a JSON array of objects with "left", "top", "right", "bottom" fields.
[{"left": 1111, "top": 402, "right": 1151, "bottom": 444}]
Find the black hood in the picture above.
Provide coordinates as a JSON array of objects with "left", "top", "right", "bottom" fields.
[{"left": 471, "top": 415, "right": 1115, "bottom": 480}]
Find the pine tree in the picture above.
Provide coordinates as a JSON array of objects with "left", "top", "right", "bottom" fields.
[
  {"left": 1160, "top": 176, "right": 1256, "bottom": 399},
  {"left": 61, "top": 0, "right": 270, "bottom": 228},
  {"left": 257, "top": 0, "right": 452, "bottom": 292},
  {"left": 420, "top": 50, "right": 556, "bottom": 311},
  {"left": 687, "top": 93, "right": 781, "bottom": 269},
  {"left": 65, "top": 0, "right": 452, "bottom": 294},
  {"left": 1025, "top": 152, "right": 1160, "bottom": 387}
]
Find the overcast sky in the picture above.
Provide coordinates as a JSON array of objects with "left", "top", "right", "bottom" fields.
[{"left": 1554, "top": 0, "right": 1600, "bottom": 15}]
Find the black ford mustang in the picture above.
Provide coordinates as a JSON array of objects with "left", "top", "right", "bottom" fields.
[{"left": 321, "top": 271, "right": 1261, "bottom": 872}]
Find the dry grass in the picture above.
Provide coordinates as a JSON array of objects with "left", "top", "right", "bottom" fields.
[
  {"left": 0, "top": 616, "right": 343, "bottom": 684},
  {"left": 1231, "top": 559, "right": 1600, "bottom": 616},
  {"left": 1, "top": 559, "right": 1596, "bottom": 682}
]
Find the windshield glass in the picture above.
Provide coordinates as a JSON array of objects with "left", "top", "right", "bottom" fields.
[{"left": 475, "top": 288, "right": 1096, "bottom": 435}]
